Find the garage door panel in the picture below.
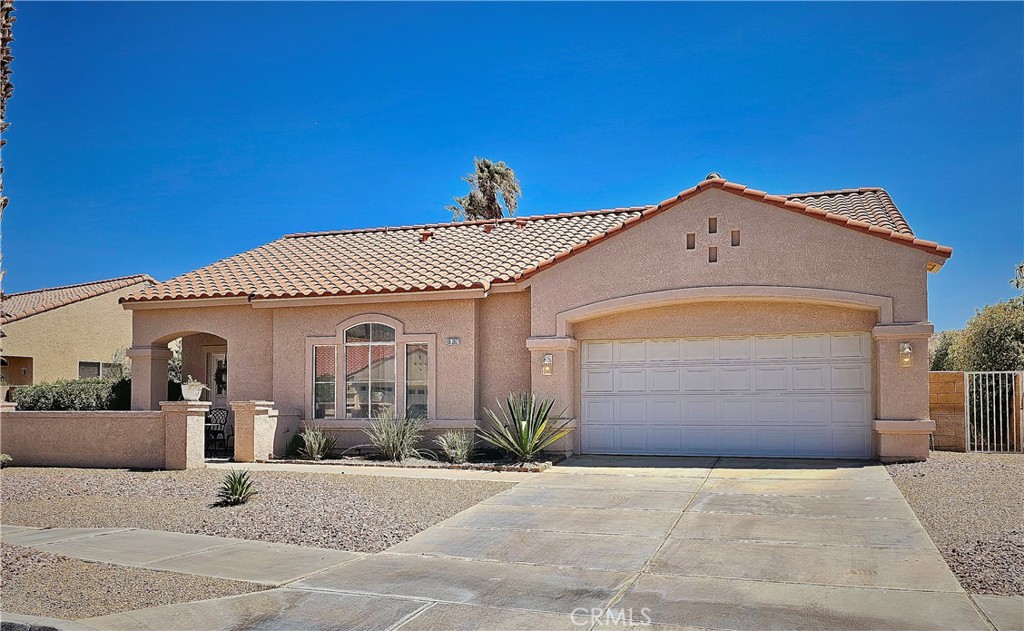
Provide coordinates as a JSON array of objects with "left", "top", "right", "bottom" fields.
[
  {"left": 650, "top": 399, "right": 681, "bottom": 422},
  {"left": 792, "top": 335, "right": 829, "bottom": 359},
  {"left": 683, "top": 367, "right": 716, "bottom": 391},
  {"left": 830, "top": 365, "right": 868, "bottom": 390},
  {"left": 583, "top": 369, "right": 614, "bottom": 393},
  {"left": 754, "top": 366, "right": 788, "bottom": 391},
  {"left": 583, "top": 342, "right": 614, "bottom": 364},
  {"left": 648, "top": 340, "right": 679, "bottom": 362},
  {"left": 717, "top": 366, "right": 752, "bottom": 391},
  {"left": 582, "top": 399, "right": 615, "bottom": 423},
  {"left": 650, "top": 369, "right": 681, "bottom": 392},
  {"left": 755, "top": 336, "right": 789, "bottom": 360},
  {"left": 616, "top": 369, "right": 647, "bottom": 392},
  {"left": 718, "top": 337, "right": 752, "bottom": 360},
  {"left": 682, "top": 338, "right": 715, "bottom": 361},
  {"left": 616, "top": 341, "right": 647, "bottom": 362},
  {"left": 793, "top": 365, "right": 828, "bottom": 390},
  {"left": 580, "top": 333, "right": 872, "bottom": 458}
]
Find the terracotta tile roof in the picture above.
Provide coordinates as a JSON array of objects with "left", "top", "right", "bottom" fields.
[
  {"left": 125, "top": 178, "right": 951, "bottom": 304},
  {"left": 2, "top": 274, "right": 154, "bottom": 324},
  {"left": 786, "top": 188, "right": 912, "bottom": 235}
]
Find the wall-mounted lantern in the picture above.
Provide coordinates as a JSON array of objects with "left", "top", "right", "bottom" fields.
[
  {"left": 899, "top": 342, "right": 913, "bottom": 367},
  {"left": 541, "top": 353, "right": 553, "bottom": 376}
]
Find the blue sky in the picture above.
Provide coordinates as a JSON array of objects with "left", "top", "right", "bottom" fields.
[{"left": 4, "top": 2, "right": 1022, "bottom": 331}]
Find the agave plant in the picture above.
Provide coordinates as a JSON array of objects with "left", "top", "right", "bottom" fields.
[
  {"left": 217, "top": 469, "right": 257, "bottom": 506},
  {"left": 478, "top": 392, "right": 572, "bottom": 461},
  {"left": 298, "top": 422, "right": 337, "bottom": 460},
  {"left": 364, "top": 408, "right": 431, "bottom": 461},
  {"left": 435, "top": 430, "right": 475, "bottom": 464}
]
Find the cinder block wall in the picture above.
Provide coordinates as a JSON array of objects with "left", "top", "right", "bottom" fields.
[{"left": 928, "top": 371, "right": 965, "bottom": 451}]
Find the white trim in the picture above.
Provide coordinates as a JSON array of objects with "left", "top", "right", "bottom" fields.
[
  {"left": 556, "top": 286, "right": 894, "bottom": 337},
  {"left": 123, "top": 297, "right": 250, "bottom": 310},
  {"left": 871, "top": 323, "right": 934, "bottom": 339}
]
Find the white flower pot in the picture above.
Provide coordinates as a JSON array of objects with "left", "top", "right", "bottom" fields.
[{"left": 182, "top": 383, "right": 205, "bottom": 402}]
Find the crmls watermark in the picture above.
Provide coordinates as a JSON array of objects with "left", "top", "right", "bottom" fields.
[{"left": 570, "top": 607, "right": 653, "bottom": 626}]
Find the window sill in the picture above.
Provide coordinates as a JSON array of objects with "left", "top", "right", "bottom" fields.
[{"left": 302, "top": 418, "right": 479, "bottom": 430}]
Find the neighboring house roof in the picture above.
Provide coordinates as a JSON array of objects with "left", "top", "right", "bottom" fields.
[
  {"left": 125, "top": 177, "right": 952, "bottom": 305},
  {"left": 2, "top": 274, "right": 154, "bottom": 324}
]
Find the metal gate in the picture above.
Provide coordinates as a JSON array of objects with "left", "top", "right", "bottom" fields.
[{"left": 965, "top": 371, "right": 1024, "bottom": 452}]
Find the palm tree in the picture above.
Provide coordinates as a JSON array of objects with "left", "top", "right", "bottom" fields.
[{"left": 447, "top": 158, "right": 521, "bottom": 221}]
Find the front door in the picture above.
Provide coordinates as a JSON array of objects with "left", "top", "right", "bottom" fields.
[{"left": 207, "top": 352, "right": 228, "bottom": 409}]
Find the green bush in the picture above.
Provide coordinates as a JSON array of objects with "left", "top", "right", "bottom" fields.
[
  {"left": 12, "top": 378, "right": 130, "bottom": 411},
  {"left": 478, "top": 392, "right": 572, "bottom": 461},
  {"left": 930, "top": 330, "right": 961, "bottom": 371},
  {"left": 364, "top": 409, "right": 431, "bottom": 461},
  {"left": 938, "top": 300, "right": 1024, "bottom": 371},
  {"left": 217, "top": 469, "right": 257, "bottom": 506},
  {"left": 435, "top": 430, "right": 474, "bottom": 464},
  {"left": 298, "top": 422, "right": 337, "bottom": 460}
]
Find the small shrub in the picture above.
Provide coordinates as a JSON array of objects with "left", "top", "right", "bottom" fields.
[
  {"left": 435, "top": 430, "right": 474, "bottom": 464},
  {"left": 479, "top": 392, "right": 572, "bottom": 461},
  {"left": 12, "top": 378, "right": 130, "bottom": 411},
  {"left": 298, "top": 422, "right": 337, "bottom": 460},
  {"left": 364, "top": 409, "right": 431, "bottom": 461},
  {"left": 217, "top": 469, "right": 257, "bottom": 506},
  {"left": 0, "top": 453, "right": 11, "bottom": 468}
]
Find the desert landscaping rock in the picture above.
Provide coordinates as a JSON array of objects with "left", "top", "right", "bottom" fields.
[
  {"left": 887, "top": 451, "right": 1024, "bottom": 596},
  {"left": 0, "top": 467, "right": 514, "bottom": 553},
  {"left": 0, "top": 542, "right": 266, "bottom": 620}
]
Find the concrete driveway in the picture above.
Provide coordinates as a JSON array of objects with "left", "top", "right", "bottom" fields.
[{"left": 82, "top": 456, "right": 989, "bottom": 631}]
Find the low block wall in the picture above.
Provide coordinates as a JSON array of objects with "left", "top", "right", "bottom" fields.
[
  {"left": 929, "top": 371, "right": 966, "bottom": 451},
  {"left": 0, "top": 410, "right": 166, "bottom": 468}
]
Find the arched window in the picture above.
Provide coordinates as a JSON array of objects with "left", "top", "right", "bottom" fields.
[
  {"left": 309, "top": 317, "right": 433, "bottom": 420},
  {"left": 343, "top": 323, "right": 396, "bottom": 418}
]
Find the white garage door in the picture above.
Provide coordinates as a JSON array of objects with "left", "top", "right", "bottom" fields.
[{"left": 580, "top": 333, "right": 873, "bottom": 458}]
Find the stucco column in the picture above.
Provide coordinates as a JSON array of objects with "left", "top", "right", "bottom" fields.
[
  {"left": 128, "top": 345, "right": 173, "bottom": 411},
  {"left": 231, "top": 400, "right": 279, "bottom": 462},
  {"left": 526, "top": 337, "right": 579, "bottom": 455},
  {"left": 161, "top": 400, "right": 210, "bottom": 470},
  {"left": 871, "top": 324, "right": 934, "bottom": 462}
]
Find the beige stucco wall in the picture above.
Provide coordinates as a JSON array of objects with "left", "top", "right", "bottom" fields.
[
  {"left": 477, "top": 291, "right": 533, "bottom": 416},
  {"left": 0, "top": 410, "right": 166, "bottom": 468},
  {"left": 573, "top": 302, "right": 878, "bottom": 340},
  {"left": 528, "top": 188, "right": 936, "bottom": 337},
  {"left": 1, "top": 287, "right": 138, "bottom": 383}
]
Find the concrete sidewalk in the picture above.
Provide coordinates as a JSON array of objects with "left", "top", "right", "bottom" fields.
[{"left": 1, "top": 526, "right": 363, "bottom": 586}]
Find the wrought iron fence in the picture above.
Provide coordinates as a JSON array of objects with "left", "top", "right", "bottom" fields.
[{"left": 964, "top": 371, "right": 1023, "bottom": 453}]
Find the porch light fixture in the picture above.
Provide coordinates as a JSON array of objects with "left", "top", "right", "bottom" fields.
[
  {"left": 899, "top": 342, "right": 913, "bottom": 367},
  {"left": 541, "top": 354, "right": 553, "bottom": 376}
]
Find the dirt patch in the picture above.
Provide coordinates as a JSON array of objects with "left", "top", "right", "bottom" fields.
[
  {"left": 1, "top": 542, "right": 265, "bottom": 620},
  {"left": 0, "top": 467, "right": 514, "bottom": 553},
  {"left": 887, "top": 451, "right": 1023, "bottom": 595}
]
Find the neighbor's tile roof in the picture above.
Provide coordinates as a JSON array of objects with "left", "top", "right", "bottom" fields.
[
  {"left": 125, "top": 178, "right": 951, "bottom": 304},
  {"left": 2, "top": 274, "right": 154, "bottom": 324}
]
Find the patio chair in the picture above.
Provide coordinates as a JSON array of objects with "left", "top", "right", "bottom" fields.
[{"left": 206, "top": 407, "right": 230, "bottom": 457}]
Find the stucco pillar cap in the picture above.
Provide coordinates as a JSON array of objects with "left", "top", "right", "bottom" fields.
[
  {"left": 160, "top": 401, "right": 212, "bottom": 412},
  {"left": 872, "top": 419, "right": 936, "bottom": 434},
  {"left": 127, "top": 345, "right": 174, "bottom": 360},
  {"left": 230, "top": 400, "right": 278, "bottom": 415},
  {"left": 526, "top": 337, "right": 578, "bottom": 351},
  {"left": 871, "top": 323, "right": 934, "bottom": 339}
]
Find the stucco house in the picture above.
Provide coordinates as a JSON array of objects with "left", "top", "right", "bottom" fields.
[
  {"left": 1, "top": 275, "right": 154, "bottom": 397},
  {"left": 122, "top": 176, "right": 951, "bottom": 461}
]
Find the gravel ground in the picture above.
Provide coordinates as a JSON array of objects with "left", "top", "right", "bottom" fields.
[
  {"left": 0, "top": 467, "right": 514, "bottom": 553},
  {"left": 1, "top": 542, "right": 265, "bottom": 620},
  {"left": 887, "top": 451, "right": 1024, "bottom": 596}
]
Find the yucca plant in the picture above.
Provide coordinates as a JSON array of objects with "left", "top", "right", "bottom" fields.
[
  {"left": 217, "top": 469, "right": 257, "bottom": 506},
  {"left": 364, "top": 408, "right": 431, "bottom": 461},
  {"left": 435, "top": 430, "right": 475, "bottom": 464},
  {"left": 478, "top": 392, "right": 573, "bottom": 461},
  {"left": 298, "top": 422, "right": 337, "bottom": 460}
]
